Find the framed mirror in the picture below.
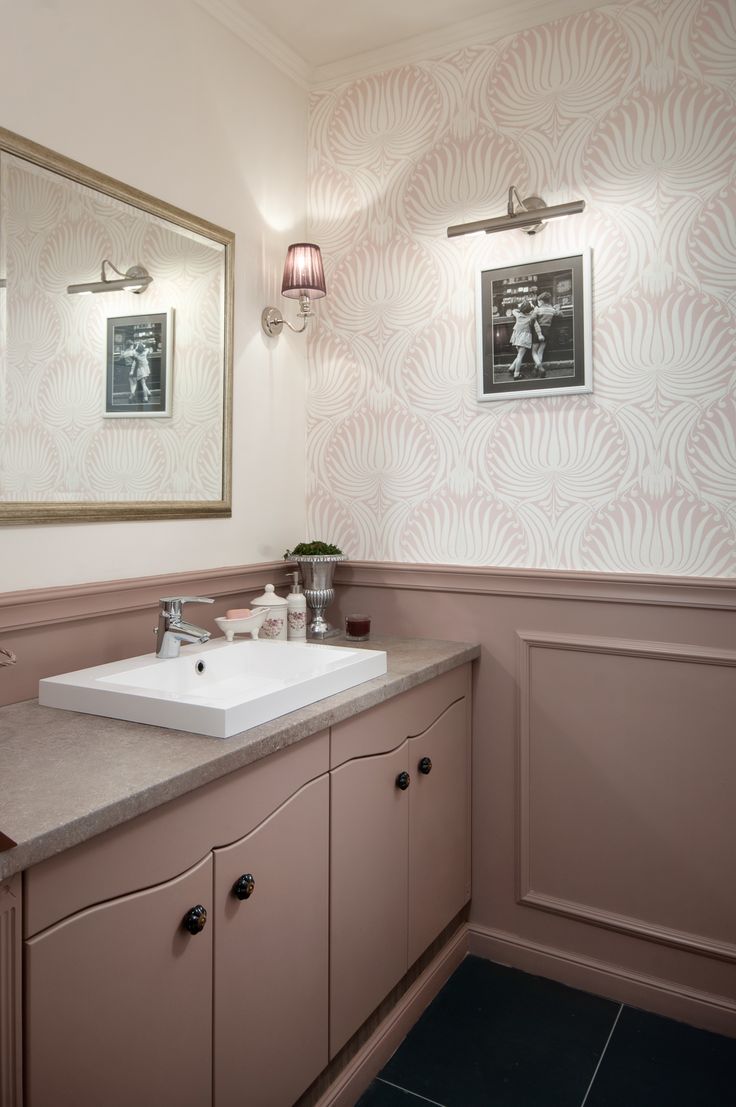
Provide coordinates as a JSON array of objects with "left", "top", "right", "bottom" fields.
[{"left": 0, "top": 127, "right": 233, "bottom": 524}]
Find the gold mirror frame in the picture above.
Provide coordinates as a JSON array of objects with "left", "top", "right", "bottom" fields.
[{"left": 0, "top": 127, "right": 234, "bottom": 524}]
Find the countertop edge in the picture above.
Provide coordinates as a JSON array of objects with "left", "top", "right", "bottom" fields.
[{"left": 1, "top": 638, "right": 479, "bottom": 881}]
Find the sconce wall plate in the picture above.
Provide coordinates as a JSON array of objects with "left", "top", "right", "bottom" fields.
[{"left": 262, "top": 307, "right": 284, "bottom": 336}]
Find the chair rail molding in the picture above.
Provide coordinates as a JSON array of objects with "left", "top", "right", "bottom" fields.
[{"left": 335, "top": 562, "right": 736, "bottom": 611}]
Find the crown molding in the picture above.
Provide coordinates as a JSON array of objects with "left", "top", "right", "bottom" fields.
[
  {"left": 312, "top": 0, "right": 612, "bottom": 86},
  {"left": 196, "top": 0, "right": 613, "bottom": 90},
  {"left": 194, "top": 0, "right": 312, "bottom": 89}
]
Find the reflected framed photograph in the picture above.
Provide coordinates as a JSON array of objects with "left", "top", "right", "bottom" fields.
[
  {"left": 104, "top": 310, "right": 173, "bottom": 417},
  {"left": 476, "top": 250, "right": 591, "bottom": 402}
]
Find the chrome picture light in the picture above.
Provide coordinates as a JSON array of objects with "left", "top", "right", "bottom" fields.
[
  {"left": 262, "top": 242, "right": 326, "bottom": 336},
  {"left": 447, "top": 185, "right": 585, "bottom": 238},
  {"left": 67, "top": 258, "right": 153, "bottom": 295}
]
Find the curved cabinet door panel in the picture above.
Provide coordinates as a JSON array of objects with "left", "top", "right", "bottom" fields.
[
  {"left": 24, "top": 728, "right": 328, "bottom": 937},
  {"left": 409, "top": 699, "right": 470, "bottom": 965},
  {"left": 25, "top": 854, "right": 213, "bottom": 1107},
  {"left": 330, "top": 743, "right": 409, "bottom": 1057},
  {"left": 213, "top": 775, "right": 329, "bottom": 1107},
  {"left": 330, "top": 666, "right": 467, "bottom": 768}
]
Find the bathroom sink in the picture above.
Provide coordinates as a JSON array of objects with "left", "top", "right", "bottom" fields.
[{"left": 38, "top": 639, "right": 388, "bottom": 738}]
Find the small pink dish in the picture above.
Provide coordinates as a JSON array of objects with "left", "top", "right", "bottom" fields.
[{"left": 214, "top": 609, "right": 268, "bottom": 642}]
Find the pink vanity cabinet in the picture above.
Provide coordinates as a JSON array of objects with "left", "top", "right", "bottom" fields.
[
  {"left": 25, "top": 855, "right": 214, "bottom": 1107},
  {"left": 22, "top": 730, "right": 330, "bottom": 1107},
  {"left": 329, "top": 665, "right": 472, "bottom": 1056},
  {"left": 14, "top": 659, "right": 473, "bottom": 1106},
  {"left": 212, "top": 773, "right": 328, "bottom": 1107}
]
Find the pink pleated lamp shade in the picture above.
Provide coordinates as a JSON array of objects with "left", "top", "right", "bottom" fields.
[{"left": 281, "top": 243, "right": 326, "bottom": 300}]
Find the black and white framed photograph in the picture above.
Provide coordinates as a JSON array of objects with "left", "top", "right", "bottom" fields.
[
  {"left": 476, "top": 251, "right": 591, "bottom": 402},
  {"left": 104, "top": 310, "right": 173, "bottom": 417}
]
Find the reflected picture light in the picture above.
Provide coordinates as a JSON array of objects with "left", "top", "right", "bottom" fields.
[{"left": 67, "top": 258, "right": 153, "bottom": 295}]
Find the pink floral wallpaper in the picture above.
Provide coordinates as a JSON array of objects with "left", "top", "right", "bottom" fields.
[
  {"left": 0, "top": 155, "right": 225, "bottom": 502},
  {"left": 306, "top": 0, "right": 736, "bottom": 575}
]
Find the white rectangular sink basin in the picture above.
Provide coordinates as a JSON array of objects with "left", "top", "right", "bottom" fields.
[{"left": 39, "top": 638, "right": 388, "bottom": 738}]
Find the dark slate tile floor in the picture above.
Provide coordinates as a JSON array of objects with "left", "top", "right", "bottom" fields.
[{"left": 357, "top": 957, "right": 736, "bottom": 1107}]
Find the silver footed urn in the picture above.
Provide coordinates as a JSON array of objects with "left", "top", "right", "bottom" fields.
[{"left": 291, "top": 554, "right": 345, "bottom": 639}]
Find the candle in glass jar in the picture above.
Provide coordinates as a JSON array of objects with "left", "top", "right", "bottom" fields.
[{"left": 345, "top": 614, "right": 371, "bottom": 640}]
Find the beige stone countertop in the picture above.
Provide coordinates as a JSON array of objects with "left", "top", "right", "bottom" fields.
[{"left": 0, "top": 636, "right": 478, "bottom": 881}]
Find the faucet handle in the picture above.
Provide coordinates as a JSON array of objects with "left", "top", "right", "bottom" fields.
[{"left": 159, "top": 595, "right": 215, "bottom": 607}]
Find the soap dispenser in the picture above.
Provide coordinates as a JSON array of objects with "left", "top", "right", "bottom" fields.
[
  {"left": 286, "top": 571, "right": 307, "bottom": 642},
  {"left": 251, "top": 584, "right": 288, "bottom": 640}
]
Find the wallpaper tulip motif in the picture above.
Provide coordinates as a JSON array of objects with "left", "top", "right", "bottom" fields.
[
  {"left": 0, "top": 155, "right": 225, "bottom": 503},
  {"left": 307, "top": 0, "right": 736, "bottom": 576}
]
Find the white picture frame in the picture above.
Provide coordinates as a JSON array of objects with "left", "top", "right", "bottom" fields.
[{"left": 104, "top": 308, "right": 174, "bottom": 418}]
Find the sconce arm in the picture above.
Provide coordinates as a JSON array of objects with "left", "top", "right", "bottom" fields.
[
  {"left": 261, "top": 293, "right": 314, "bottom": 336},
  {"left": 507, "top": 186, "right": 528, "bottom": 216},
  {"left": 101, "top": 259, "right": 127, "bottom": 280}
]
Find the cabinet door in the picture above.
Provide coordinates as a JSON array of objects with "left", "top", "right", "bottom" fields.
[
  {"left": 213, "top": 775, "right": 329, "bottom": 1107},
  {"left": 408, "top": 698, "right": 470, "bottom": 965},
  {"left": 330, "top": 743, "right": 409, "bottom": 1057},
  {"left": 25, "top": 854, "right": 213, "bottom": 1107}
]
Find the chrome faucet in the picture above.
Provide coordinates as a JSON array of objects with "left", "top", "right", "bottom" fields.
[{"left": 155, "top": 596, "right": 214, "bottom": 659}]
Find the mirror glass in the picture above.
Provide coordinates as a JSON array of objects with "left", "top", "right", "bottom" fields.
[{"left": 0, "top": 129, "right": 233, "bottom": 524}]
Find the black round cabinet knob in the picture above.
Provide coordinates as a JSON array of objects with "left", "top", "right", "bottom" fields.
[
  {"left": 182, "top": 905, "right": 207, "bottom": 934},
  {"left": 233, "top": 873, "right": 256, "bottom": 900},
  {"left": 419, "top": 757, "right": 433, "bottom": 775},
  {"left": 396, "top": 771, "right": 411, "bottom": 791}
]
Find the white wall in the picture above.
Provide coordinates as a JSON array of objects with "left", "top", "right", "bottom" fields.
[{"left": 1, "top": 0, "right": 309, "bottom": 590}]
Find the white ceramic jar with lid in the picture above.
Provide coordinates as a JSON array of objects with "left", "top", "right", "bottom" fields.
[{"left": 251, "top": 584, "right": 288, "bottom": 640}]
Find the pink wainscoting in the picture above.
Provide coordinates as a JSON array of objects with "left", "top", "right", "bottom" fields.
[
  {"left": 333, "top": 562, "right": 736, "bottom": 1036},
  {"left": 2, "top": 561, "right": 735, "bottom": 1039},
  {"left": 0, "top": 562, "right": 288, "bottom": 708}
]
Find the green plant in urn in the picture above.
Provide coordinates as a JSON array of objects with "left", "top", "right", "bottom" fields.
[{"left": 284, "top": 541, "right": 345, "bottom": 639}]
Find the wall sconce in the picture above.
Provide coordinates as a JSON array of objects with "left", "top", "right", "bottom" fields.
[
  {"left": 262, "top": 243, "right": 326, "bottom": 336},
  {"left": 67, "top": 258, "right": 153, "bottom": 295},
  {"left": 447, "top": 185, "right": 585, "bottom": 238}
]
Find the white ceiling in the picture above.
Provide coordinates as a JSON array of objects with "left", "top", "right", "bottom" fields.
[
  {"left": 198, "top": 0, "right": 611, "bottom": 85},
  {"left": 235, "top": 0, "right": 520, "bottom": 68}
]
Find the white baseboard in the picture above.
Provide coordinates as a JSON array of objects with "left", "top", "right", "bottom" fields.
[{"left": 468, "top": 924, "right": 736, "bottom": 1039}]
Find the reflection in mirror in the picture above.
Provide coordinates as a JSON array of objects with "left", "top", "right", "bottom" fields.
[{"left": 0, "top": 128, "right": 233, "bottom": 524}]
